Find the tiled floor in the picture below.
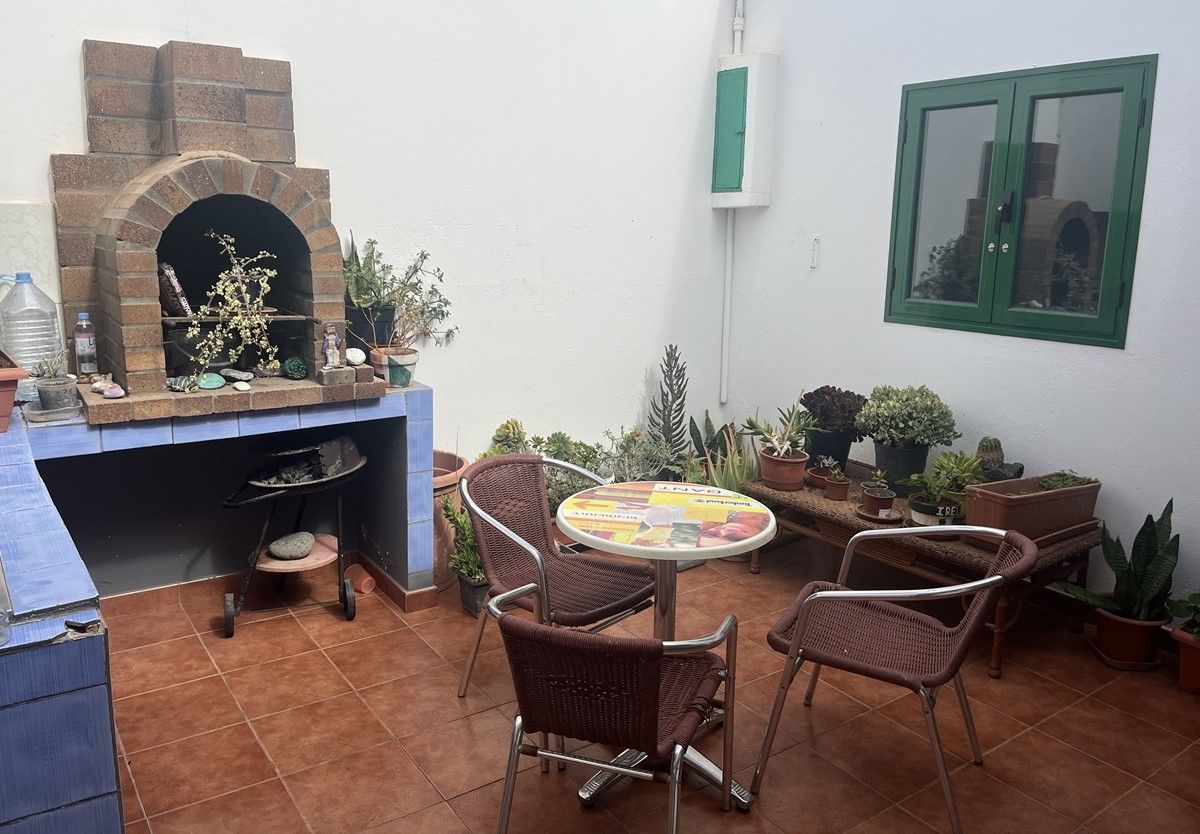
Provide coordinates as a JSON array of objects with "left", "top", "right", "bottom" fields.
[{"left": 106, "top": 543, "right": 1200, "bottom": 833}]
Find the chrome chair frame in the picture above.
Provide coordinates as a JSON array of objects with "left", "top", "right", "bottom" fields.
[
  {"left": 750, "top": 525, "right": 1008, "bottom": 834},
  {"left": 491, "top": 583, "right": 738, "bottom": 834}
]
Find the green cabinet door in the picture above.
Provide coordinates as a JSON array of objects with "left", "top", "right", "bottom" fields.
[{"left": 712, "top": 67, "right": 748, "bottom": 192}]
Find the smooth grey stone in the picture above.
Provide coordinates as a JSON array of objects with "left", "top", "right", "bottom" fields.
[
  {"left": 268, "top": 531, "right": 316, "bottom": 560},
  {"left": 220, "top": 369, "right": 255, "bottom": 382}
]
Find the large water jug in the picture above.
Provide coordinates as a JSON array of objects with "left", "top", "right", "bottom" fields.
[{"left": 0, "top": 272, "right": 63, "bottom": 401}]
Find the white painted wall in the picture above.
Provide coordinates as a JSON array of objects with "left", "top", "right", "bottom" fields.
[{"left": 722, "top": 0, "right": 1199, "bottom": 593}]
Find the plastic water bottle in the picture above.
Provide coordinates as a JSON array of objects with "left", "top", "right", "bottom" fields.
[
  {"left": 0, "top": 272, "right": 64, "bottom": 400},
  {"left": 74, "top": 312, "right": 98, "bottom": 374}
]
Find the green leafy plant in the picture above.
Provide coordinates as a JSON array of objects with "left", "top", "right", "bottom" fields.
[
  {"left": 799, "top": 386, "right": 867, "bottom": 436},
  {"left": 648, "top": 344, "right": 689, "bottom": 464},
  {"left": 703, "top": 425, "right": 760, "bottom": 491},
  {"left": 743, "top": 404, "right": 817, "bottom": 459},
  {"left": 441, "top": 495, "right": 484, "bottom": 583},
  {"left": 826, "top": 466, "right": 849, "bottom": 484},
  {"left": 530, "top": 431, "right": 605, "bottom": 511},
  {"left": 602, "top": 426, "right": 674, "bottom": 482},
  {"left": 343, "top": 236, "right": 456, "bottom": 351},
  {"left": 867, "top": 468, "right": 889, "bottom": 487},
  {"left": 30, "top": 350, "right": 68, "bottom": 379},
  {"left": 690, "top": 410, "right": 736, "bottom": 460},
  {"left": 1062, "top": 501, "right": 1179, "bottom": 621},
  {"left": 477, "top": 418, "right": 531, "bottom": 459},
  {"left": 1167, "top": 594, "right": 1200, "bottom": 640},
  {"left": 855, "top": 385, "right": 960, "bottom": 448},
  {"left": 898, "top": 471, "right": 955, "bottom": 504},
  {"left": 914, "top": 235, "right": 977, "bottom": 302},
  {"left": 1038, "top": 470, "right": 1098, "bottom": 491},
  {"left": 932, "top": 450, "right": 984, "bottom": 493}
]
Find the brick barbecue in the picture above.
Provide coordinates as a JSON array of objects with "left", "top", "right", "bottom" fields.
[{"left": 51, "top": 39, "right": 383, "bottom": 424}]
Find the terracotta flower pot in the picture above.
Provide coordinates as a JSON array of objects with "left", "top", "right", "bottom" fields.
[
  {"left": 433, "top": 451, "right": 471, "bottom": 591},
  {"left": 369, "top": 347, "right": 420, "bottom": 387},
  {"left": 824, "top": 478, "right": 851, "bottom": 501},
  {"left": 862, "top": 487, "right": 896, "bottom": 516},
  {"left": 1171, "top": 626, "right": 1200, "bottom": 693},
  {"left": 1092, "top": 607, "right": 1171, "bottom": 668},
  {"left": 0, "top": 348, "right": 29, "bottom": 433},
  {"left": 807, "top": 467, "right": 832, "bottom": 490},
  {"left": 758, "top": 450, "right": 809, "bottom": 491}
]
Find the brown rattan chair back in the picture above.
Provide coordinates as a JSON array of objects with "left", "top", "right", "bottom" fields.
[
  {"left": 946, "top": 530, "right": 1040, "bottom": 668},
  {"left": 499, "top": 613, "right": 662, "bottom": 754},
  {"left": 461, "top": 454, "right": 560, "bottom": 596}
]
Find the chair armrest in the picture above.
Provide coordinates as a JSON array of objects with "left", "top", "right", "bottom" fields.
[
  {"left": 836, "top": 524, "right": 1007, "bottom": 583},
  {"left": 663, "top": 614, "right": 738, "bottom": 654},
  {"left": 461, "top": 477, "right": 551, "bottom": 609},
  {"left": 487, "top": 582, "right": 544, "bottom": 620},
  {"left": 542, "top": 455, "right": 611, "bottom": 486}
]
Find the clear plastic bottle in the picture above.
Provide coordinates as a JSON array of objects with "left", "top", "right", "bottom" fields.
[
  {"left": 0, "top": 272, "right": 63, "bottom": 400},
  {"left": 74, "top": 312, "right": 98, "bottom": 374}
]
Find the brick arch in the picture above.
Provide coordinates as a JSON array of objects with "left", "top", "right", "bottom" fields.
[{"left": 91, "top": 151, "right": 345, "bottom": 395}]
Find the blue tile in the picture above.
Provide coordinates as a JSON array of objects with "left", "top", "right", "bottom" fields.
[
  {"left": 355, "top": 390, "right": 406, "bottom": 421},
  {"left": 298, "top": 401, "right": 358, "bottom": 429},
  {"left": 3, "top": 792, "right": 122, "bottom": 834},
  {"left": 406, "top": 419, "right": 433, "bottom": 472},
  {"left": 407, "top": 469, "right": 434, "bottom": 523},
  {"left": 406, "top": 519, "right": 434, "bottom": 573},
  {"left": 0, "top": 461, "right": 41, "bottom": 488},
  {"left": 2, "top": 609, "right": 99, "bottom": 654},
  {"left": 406, "top": 384, "right": 433, "bottom": 420},
  {"left": 26, "top": 422, "right": 101, "bottom": 460},
  {"left": 100, "top": 419, "right": 172, "bottom": 452},
  {"left": 172, "top": 413, "right": 239, "bottom": 445},
  {"left": 0, "top": 483, "right": 54, "bottom": 515},
  {"left": 7, "top": 563, "right": 98, "bottom": 619},
  {"left": 238, "top": 407, "right": 300, "bottom": 436},
  {"left": 0, "top": 422, "right": 33, "bottom": 468},
  {"left": 0, "top": 630, "right": 107, "bottom": 707}
]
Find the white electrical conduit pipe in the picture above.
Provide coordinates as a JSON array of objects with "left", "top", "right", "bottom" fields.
[{"left": 720, "top": 0, "right": 745, "bottom": 404}]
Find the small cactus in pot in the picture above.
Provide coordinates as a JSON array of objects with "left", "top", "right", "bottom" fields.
[{"left": 977, "top": 436, "right": 1004, "bottom": 469}]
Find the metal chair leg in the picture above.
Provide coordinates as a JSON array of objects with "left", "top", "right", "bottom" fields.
[
  {"left": 919, "top": 688, "right": 963, "bottom": 834},
  {"left": 556, "top": 733, "right": 567, "bottom": 771},
  {"left": 458, "top": 606, "right": 489, "bottom": 698},
  {"left": 496, "top": 715, "right": 523, "bottom": 834},
  {"left": 803, "top": 662, "right": 822, "bottom": 706},
  {"left": 539, "top": 732, "right": 550, "bottom": 774},
  {"left": 721, "top": 621, "right": 737, "bottom": 812},
  {"left": 667, "top": 744, "right": 685, "bottom": 834},
  {"left": 954, "top": 672, "right": 984, "bottom": 765},
  {"left": 751, "top": 656, "right": 800, "bottom": 795}
]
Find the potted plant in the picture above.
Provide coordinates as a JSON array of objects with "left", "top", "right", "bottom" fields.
[
  {"left": 701, "top": 424, "right": 760, "bottom": 492},
  {"left": 823, "top": 466, "right": 851, "bottom": 501},
  {"left": 861, "top": 468, "right": 889, "bottom": 492},
  {"left": 861, "top": 470, "right": 896, "bottom": 517},
  {"left": 344, "top": 238, "right": 456, "bottom": 387},
  {"left": 931, "top": 450, "right": 984, "bottom": 510},
  {"left": 1167, "top": 593, "right": 1200, "bottom": 693},
  {"left": 807, "top": 455, "right": 837, "bottom": 490},
  {"left": 441, "top": 494, "right": 489, "bottom": 616},
  {"left": 0, "top": 347, "right": 28, "bottom": 432},
  {"left": 855, "top": 385, "right": 960, "bottom": 496},
  {"left": 800, "top": 385, "right": 867, "bottom": 468},
  {"left": 1062, "top": 501, "right": 1178, "bottom": 668},
  {"left": 743, "top": 404, "right": 817, "bottom": 491},
  {"left": 900, "top": 471, "right": 963, "bottom": 527},
  {"left": 965, "top": 470, "right": 1100, "bottom": 540},
  {"left": 31, "top": 351, "right": 77, "bottom": 411},
  {"left": 433, "top": 450, "right": 471, "bottom": 591}
]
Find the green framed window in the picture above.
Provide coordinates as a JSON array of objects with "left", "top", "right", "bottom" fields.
[{"left": 884, "top": 56, "right": 1156, "bottom": 348}]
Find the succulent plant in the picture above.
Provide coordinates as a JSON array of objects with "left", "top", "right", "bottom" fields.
[
  {"left": 977, "top": 436, "right": 1004, "bottom": 469},
  {"left": 743, "top": 404, "right": 818, "bottom": 459},
  {"left": 1167, "top": 593, "right": 1200, "bottom": 640},
  {"left": 855, "top": 385, "right": 960, "bottom": 449},
  {"left": 799, "top": 386, "right": 867, "bottom": 436},
  {"left": 690, "top": 410, "right": 736, "bottom": 460},
  {"left": 648, "top": 344, "right": 689, "bottom": 463},
  {"left": 1038, "top": 470, "right": 1099, "bottom": 491},
  {"left": 932, "top": 450, "right": 984, "bottom": 493},
  {"left": 281, "top": 356, "right": 308, "bottom": 380}
]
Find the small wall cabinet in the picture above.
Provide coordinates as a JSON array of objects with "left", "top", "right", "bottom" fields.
[{"left": 711, "top": 52, "right": 779, "bottom": 208}]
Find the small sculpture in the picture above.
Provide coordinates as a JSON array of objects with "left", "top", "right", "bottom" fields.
[{"left": 322, "top": 323, "right": 343, "bottom": 370}]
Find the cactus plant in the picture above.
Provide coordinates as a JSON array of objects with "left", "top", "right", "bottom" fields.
[
  {"left": 977, "top": 436, "right": 1004, "bottom": 469},
  {"left": 1062, "top": 500, "right": 1179, "bottom": 621},
  {"left": 648, "top": 344, "right": 689, "bottom": 461},
  {"left": 281, "top": 356, "right": 308, "bottom": 380}
]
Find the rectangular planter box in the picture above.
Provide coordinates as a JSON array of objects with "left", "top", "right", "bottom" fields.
[
  {"left": 0, "top": 347, "right": 29, "bottom": 433},
  {"left": 964, "top": 476, "right": 1101, "bottom": 539}
]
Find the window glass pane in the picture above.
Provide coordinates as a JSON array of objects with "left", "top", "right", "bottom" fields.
[
  {"left": 909, "top": 103, "right": 997, "bottom": 303},
  {"left": 1010, "top": 92, "right": 1123, "bottom": 315}
]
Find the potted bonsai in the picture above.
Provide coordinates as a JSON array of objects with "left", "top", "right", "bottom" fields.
[
  {"left": 1062, "top": 500, "right": 1178, "bottom": 669},
  {"left": 800, "top": 385, "right": 867, "bottom": 468},
  {"left": 0, "top": 346, "right": 27, "bottom": 432},
  {"left": 861, "top": 470, "right": 896, "bottom": 517},
  {"left": 900, "top": 471, "right": 963, "bottom": 527},
  {"left": 344, "top": 238, "right": 456, "bottom": 387},
  {"left": 1167, "top": 593, "right": 1200, "bottom": 693},
  {"left": 823, "top": 465, "right": 851, "bottom": 501},
  {"left": 965, "top": 469, "right": 1100, "bottom": 540},
  {"left": 743, "top": 404, "right": 817, "bottom": 491},
  {"left": 855, "top": 385, "right": 960, "bottom": 496},
  {"left": 441, "top": 494, "right": 489, "bottom": 616},
  {"left": 31, "top": 351, "right": 78, "bottom": 411}
]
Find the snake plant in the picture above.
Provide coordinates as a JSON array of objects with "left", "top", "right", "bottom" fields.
[{"left": 1063, "top": 500, "right": 1178, "bottom": 621}]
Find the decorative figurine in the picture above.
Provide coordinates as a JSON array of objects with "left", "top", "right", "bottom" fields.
[{"left": 322, "top": 323, "right": 343, "bottom": 370}]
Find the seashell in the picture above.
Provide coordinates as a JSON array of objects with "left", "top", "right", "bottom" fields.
[{"left": 102, "top": 384, "right": 125, "bottom": 399}]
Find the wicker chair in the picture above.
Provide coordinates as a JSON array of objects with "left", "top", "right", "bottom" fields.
[
  {"left": 456, "top": 454, "right": 655, "bottom": 707},
  {"left": 489, "top": 582, "right": 737, "bottom": 834},
  {"left": 750, "top": 526, "right": 1040, "bottom": 834}
]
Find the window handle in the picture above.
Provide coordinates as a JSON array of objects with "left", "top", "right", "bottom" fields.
[{"left": 993, "top": 188, "right": 1014, "bottom": 235}]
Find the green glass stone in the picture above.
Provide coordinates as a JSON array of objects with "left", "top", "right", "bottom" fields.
[{"left": 197, "top": 372, "right": 226, "bottom": 390}]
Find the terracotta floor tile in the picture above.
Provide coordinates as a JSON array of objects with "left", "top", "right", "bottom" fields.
[
  {"left": 736, "top": 670, "right": 869, "bottom": 742},
  {"left": 364, "top": 801, "right": 470, "bottom": 832},
  {"left": 846, "top": 805, "right": 937, "bottom": 832},
  {"left": 402, "top": 708, "right": 531, "bottom": 799},
  {"left": 252, "top": 692, "right": 391, "bottom": 774},
  {"left": 1094, "top": 672, "right": 1200, "bottom": 739},
  {"left": 118, "top": 754, "right": 143, "bottom": 823},
  {"left": 413, "top": 611, "right": 504, "bottom": 662},
  {"left": 900, "top": 765, "right": 1075, "bottom": 834},
  {"left": 110, "top": 635, "right": 217, "bottom": 699},
  {"left": 1086, "top": 782, "right": 1200, "bottom": 834},
  {"left": 449, "top": 766, "right": 622, "bottom": 834},
  {"left": 124, "top": 821, "right": 150, "bottom": 834},
  {"left": 628, "top": 783, "right": 787, "bottom": 833},
  {"left": 149, "top": 779, "right": 308, "bottom": 833},
  {"left": 1004, "top": 626, "right": 1122, "bottom": 694},
  {"left": 1149, "top": 743, "right": 1200, "bottom": 806},
  {"left": 732, "top": 631, "right": 787, "bottom": 686},
  {"left": 810, "top": 663, "right": 910, "bottom": 708},
  {"left": 876, "top": 689, "right": 1026, "bottom": 763},
  {"left": 105, "top": 603, "right": 195, "bottom": 653},
  {"left": 1038, "top": 696, "right": 1190, "bottom": 778},
  {"left": 102, "top": 585, "right": 180, "bottom": 618},
  {"left": 679, "top": 579, "right": 785, "bottom": 625},
  {"left": 982, "top": 729, "right": 1137, "bottom": 822},
  {"left": 179, "top": 574, "right": 288, "bottom": 631},
  {"left": 676, "top": 562, "right": 727, "bottom": 593},
  {"left": 325, "top": 628, "right": 445, "bottom": 688},
  {"left": 559, "top": 742, "right": 670, "bottom": 823},
  {"left": 285, "top": 741, "right": 440, "bottom": 833},
  {"left": 748, "top": 743, "right": 892, "bottom": 833},
  {"left": 399, "top": 588, "right": 461, "bottom": 625},
  {"left": 692, "top": 697, "right": 799, "bottom": 775},
  {"left": 128, "top": 723, "right": 276, "bottom": 816},
  {"left": 812, "top": 711, "right": 962, "bottom": 801},
  {"left": 278, "top": 564, "right": 344, "bottom": 610},
  {"left": 358, "top": 664, "right": 494, "bottom": 738},
  {"left": 957, "top": 658, "right": 1082, "bottom": 725},
  {"left": 296, "top": 594, "right": 407, "bottom": 647},
  {"left": 199, "top": 614, "right": 317, "bottom": 672},
  {"left": 114, "top": 675, "right": 242, "bottom": 753},
  {"left": 452, "top": 647, "right": 517, "bottom": 705},
  {"left": 223, "top": 649, "right": 351, "bottom": 718}
]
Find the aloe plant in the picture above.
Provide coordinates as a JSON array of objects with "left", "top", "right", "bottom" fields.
[
  {"left": 743, "top": 404, "right": 817, "bottom": 458},
  {"left": 704, "top": 425, "right": 760, "bottom": 492},
  {"left": 1063, "top": 500, "right": 1178, "bottom": 621}
]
